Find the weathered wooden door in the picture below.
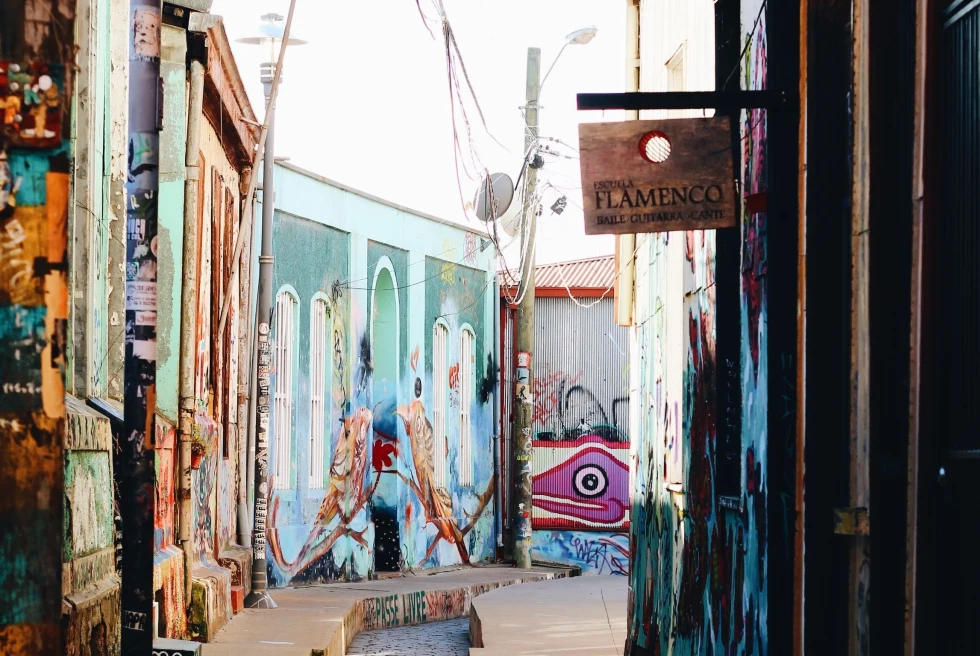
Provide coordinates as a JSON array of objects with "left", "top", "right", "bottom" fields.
[{"left": 933, "top": 0, "right": 980, "bottom": 651}]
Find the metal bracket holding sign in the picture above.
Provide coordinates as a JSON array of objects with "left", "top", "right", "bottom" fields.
[{"left": 578, "top": 116, "right": 736, "bottom": 235}]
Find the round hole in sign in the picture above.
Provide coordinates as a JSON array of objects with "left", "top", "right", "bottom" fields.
[{"left": 639, "top": 130, "right": 672, "bottom": 164}]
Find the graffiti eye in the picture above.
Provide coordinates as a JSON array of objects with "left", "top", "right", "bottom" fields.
[{"left": 573, "top": 465, "right": 608, "bottom": 498}]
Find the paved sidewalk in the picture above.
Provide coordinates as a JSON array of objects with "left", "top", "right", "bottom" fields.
[
  {"left": 469, "top": 576, "right": 628, "bottom": 656},
  {"left": 201, "top": 565, "right": 569, "bottom": 656}
]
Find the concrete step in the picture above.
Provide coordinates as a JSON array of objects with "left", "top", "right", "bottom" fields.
[{"left": 153, "top": 637, "right": 202, "bottom": 655}]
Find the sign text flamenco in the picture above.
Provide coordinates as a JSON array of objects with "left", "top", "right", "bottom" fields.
[{"left": 578, "top": 117, "right": 736, "bottom": 235}]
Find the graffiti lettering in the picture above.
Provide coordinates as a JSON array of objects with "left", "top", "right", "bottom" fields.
[
  {"left": 402, "top": 590, "right": 427, "bottom": 625},
  {"left": 122, "top": 610, "right": 148, "bottom": 632},
  {"left": 532, "top": 365, "right": 628, "bottom": 443},
  {"left": 375, "top": 594, "right": 400, "bottom": 628},
  {"left": 571, "top": 535, "right": 629, "bottom": 575}
]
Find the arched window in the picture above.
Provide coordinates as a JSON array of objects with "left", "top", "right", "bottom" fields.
[
  {"left": 459, "top": 326, "right": 476, "bottom": 486},
  {"left": 432, "top": 320, "right": 450, "bottom": 488},
  {"left": 308, "top": 294, "right": 330, "bottom": 489},
  {"left": 273, "top": 287, "right": 299, "bottom": 490}
]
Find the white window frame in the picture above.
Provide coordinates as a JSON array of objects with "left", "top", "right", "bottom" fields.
[
  {"left": 274, "top": 287, "right": 299, "bottom": 490},
  {"left": 308, "top": 294, "right": 330, "bottom": 489},
  {"left": 432, "top": 320, "right": 450, "bottom": 488},
  {"left": 458, "top": 326, "right": 476, "bottom": 486}
]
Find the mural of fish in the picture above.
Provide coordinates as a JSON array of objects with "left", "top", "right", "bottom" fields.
[
  {"left": 268, "top": 407, "right": 373, "bottom": 578},
  {"left": 532, "top": 435, "right": 630, "bottom": 530}
]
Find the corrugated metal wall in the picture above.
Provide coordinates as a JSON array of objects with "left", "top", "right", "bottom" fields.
[
  {"left": 532, "top": 297, "right": 630, "bottom": 441},
  {"left": 530, "top": 297, "right": 630, "bottom": 531}
]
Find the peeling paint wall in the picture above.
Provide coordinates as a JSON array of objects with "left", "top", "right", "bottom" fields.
[
  {"left": 156, "top": 24, "right": 188, "bottom": 422},
  {"left": 0, "top": 2, "right": 75, "bottom": 652},
  {"left": 63, "top": 397, "right": 121, "bottom": 656},
  {"left": 68, "top": 0, "right": 111, "bottom": 400},
  {"left": 106, "top": 0, "right": 129, "bottom": 403}
]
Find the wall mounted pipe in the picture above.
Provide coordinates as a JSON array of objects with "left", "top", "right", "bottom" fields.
[{"left": 177, "top": 57, "right": 205, "bottom": 606}]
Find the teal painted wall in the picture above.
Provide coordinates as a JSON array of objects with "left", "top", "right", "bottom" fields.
[
  {"left": 271, "top": 211, "right": 351, "bottom": 544},
  {"left": 265, "top": 164, "right": 497, "bottom": 585},
  {"left": 155, "top": 26, "right": 188, "bottom": 421}
]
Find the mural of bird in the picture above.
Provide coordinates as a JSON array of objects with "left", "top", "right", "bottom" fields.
[
  {"left": 268, "top": 406, "right": 373, "bottom": 577},
  {"left": 394, "top": 401, "right": 469, "bottom": 564}
]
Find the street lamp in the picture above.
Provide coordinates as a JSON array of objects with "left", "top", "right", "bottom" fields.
[
  {"left": 539, "top": 27, "right": 598, "bottom": 94},
  {"left": 236, "top": 13, "right": 308, "bottom": 99},
  {"left": 511, "top": 26, "right": 596, "bottom": 570},
  {"left": 236, "top": 11, "right": 306, "bottom": 611}
]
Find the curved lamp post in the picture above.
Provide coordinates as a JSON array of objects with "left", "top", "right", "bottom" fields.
[{"left": 236, "top": 11, "right": 306, "bottom": 610}]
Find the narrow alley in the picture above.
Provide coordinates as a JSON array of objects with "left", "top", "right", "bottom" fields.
[{"left": 0, "top": 0, "right": 977, "bottom": 655}]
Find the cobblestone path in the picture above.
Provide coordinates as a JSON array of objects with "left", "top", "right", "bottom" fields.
[{"left": 346, "top": 618, "right": 470, "bottom": 655}]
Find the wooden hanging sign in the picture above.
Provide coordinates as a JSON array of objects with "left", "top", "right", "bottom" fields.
[{"left": 578, "top": 116, "right": 736, "bottom": 235}]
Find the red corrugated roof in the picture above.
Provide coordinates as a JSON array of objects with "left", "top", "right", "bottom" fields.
[{"left": 534, "top": 254, "right": 615, "bottom": 289}]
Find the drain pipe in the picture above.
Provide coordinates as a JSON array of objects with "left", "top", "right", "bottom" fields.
[
  {"left": 237, "top": 192, "right": 259, "bottom": 547},
  {"left": 177, "top": 57, "right": 206, "bottom": 605},
  {"left": 493, "top": 276, "right": 503, "bottom": 548}
]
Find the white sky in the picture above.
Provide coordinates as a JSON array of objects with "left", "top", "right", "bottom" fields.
[{"left": 210, "top": 0, "right": 627, "bottom": 265}]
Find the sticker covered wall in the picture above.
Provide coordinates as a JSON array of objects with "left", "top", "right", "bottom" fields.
[{"left": 0, "top": 4, "right": 74, "bottom": 651}]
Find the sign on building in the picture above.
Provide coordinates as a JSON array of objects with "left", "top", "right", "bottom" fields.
[{"left": 578, "top": 117, "right": 736, "bottom": 235}]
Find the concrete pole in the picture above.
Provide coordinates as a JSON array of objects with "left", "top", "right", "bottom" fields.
[
  {"left": 0, "top": 4, "right": 74, "bottom": 653},
  {"left": 245, "top": 87, "right": 277, "bottom": 608},
  {"left": 121, "top": 0, "right": 162, "bottom": 651},
  {"left": 512, "top": 47, "right": 540, "bottom": 569}
]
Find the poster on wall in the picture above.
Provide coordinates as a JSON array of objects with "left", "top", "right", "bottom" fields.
[{"left": 578, "top": 117, "right": 736, "bottom": 235}]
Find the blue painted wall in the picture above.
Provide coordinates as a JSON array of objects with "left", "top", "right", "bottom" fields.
[{"left": 264, "top": 163, "right": 497, "bottom": 584}]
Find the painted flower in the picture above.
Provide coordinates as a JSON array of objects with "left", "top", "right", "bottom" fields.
[{"left": 372, "top": 439, "right": 397, "bottom": 473}]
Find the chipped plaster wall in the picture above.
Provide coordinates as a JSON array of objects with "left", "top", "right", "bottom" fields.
[
  {"left": 106, "top": 0, "right": 129, "bottom": 403},
  {"left": 63, "top": 396, "right": 121, "bottom": 655}
]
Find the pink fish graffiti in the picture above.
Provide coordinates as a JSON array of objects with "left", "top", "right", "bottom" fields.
[{"left": 532, "top": 435, "right": 630, "bottom": 530}]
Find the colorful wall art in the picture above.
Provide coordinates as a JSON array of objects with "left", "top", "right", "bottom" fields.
[
  {"left": 264, "top": 163, "right": 497, "bottom": 586},
  {"left": 525, "top": 294, "right": 631, "bottom": 574},
  {"left": 626, "top": 1, "right": 771, "bottom": 653}
]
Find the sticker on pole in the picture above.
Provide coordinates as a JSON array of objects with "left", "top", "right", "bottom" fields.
[{"left": 578, "top": 116, "right": 736, "bottom": 235}]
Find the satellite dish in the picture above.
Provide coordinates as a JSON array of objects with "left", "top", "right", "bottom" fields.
[{"left": 474, "top": 172, "right": 521, "bottom": 238}]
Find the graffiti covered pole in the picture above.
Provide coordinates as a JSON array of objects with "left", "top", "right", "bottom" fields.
[
  {"left": 121, "top": 1, "right": 162, "bottom": 652},
  {"left": 246, "top": 94, "right": 277, "bottom": 608},
  {"left": 0, "top": 3, "right": 74, "bottom": 653},
  {"left": 513, "top": 47, "right": 541, "bottom": 569}
]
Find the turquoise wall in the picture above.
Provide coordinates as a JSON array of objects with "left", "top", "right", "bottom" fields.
[
  {"left": 155, "top": 26, "right": 188, "bottom": 421},
  {"left": 265, "top": 164, "right": 497, "bottom": 585}
]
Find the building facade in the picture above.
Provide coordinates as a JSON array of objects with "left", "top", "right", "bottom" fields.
[
  {"left": 261, "top": 162, "right": 499, "bottom": 586},
  {"left": 27, "top": 0, "right": 259, "bottom": 650},
  {"left": 623, "top": 0, "right": 785, "bottom": 653}
]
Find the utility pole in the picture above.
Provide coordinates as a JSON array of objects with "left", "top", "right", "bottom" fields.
[
  {"left": 0, "top": 4, "right": 73, "bottom": 653},
  {"left": 245, "top": 70, "right": 278, "bottom": 611},
  {"left": 121, "top": 0, "right": 162, "bottom": 651},
  {"left": 512, "top": 46, "right": 541, "bottom": 569}
]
